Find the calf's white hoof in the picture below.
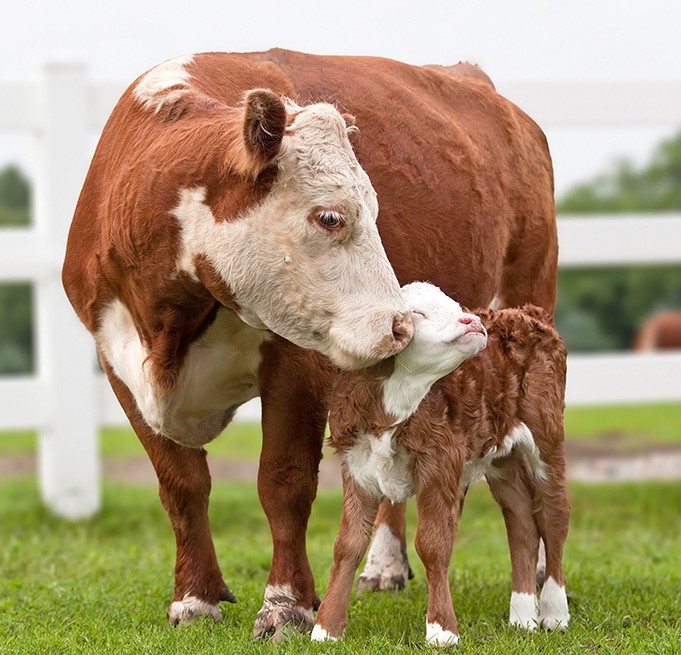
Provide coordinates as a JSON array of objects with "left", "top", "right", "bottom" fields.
[{"left": 167, "top": 595, "right": 223, "bottom": 625}]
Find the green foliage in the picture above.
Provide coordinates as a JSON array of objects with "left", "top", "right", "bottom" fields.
[
  {"left": 556, "top": 265, "right": 681, "bottom": 352},
  {"left": 0, "top": 282, "right": 33, "bottom": 373},
  {"left": 0, "top": 165, "right": 30, "bottom": 212},
  {"left": 0, "top": 165, "right": 32, "bottom": 374},
  {"left": 558, "top": 131, "right": 681, "bottom": 213},
  {"left": 0, "top": 478, "right": 679, "bottom": 654},
  {"left": 556, "top": 129, "right": 681, "bottom": 352}
]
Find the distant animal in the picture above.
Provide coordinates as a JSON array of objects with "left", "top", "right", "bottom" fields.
[
  {"left": 313, "top": 282, "right": 569, "bottom": 645},
  {"left": 633, "top": 311, "right": 681, "bottom": 351},
  {"left": 62, "top": 49, "right": 557, "bottom": 637}
]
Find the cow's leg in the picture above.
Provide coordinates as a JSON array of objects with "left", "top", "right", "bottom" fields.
[
  {"left": 357, "top": 499, "right": 414, "bottom": 592},
  {"left": 415, "top": 485, "right": 462, "bottom": 647},
  {"left": 535, "top": 442, "right": 570, "bottom": 631},
  {"left": 312, "top": 472, "right": 379, "bottom": 641},
  {"left": 253, "top": 340, "right": 330, "bottom": 639},
  {"left": 486, "top": 453, "right": 541, "bottom": 631},
  {"left": 103, "top": 363, "right": 233, "bottom": 624}
]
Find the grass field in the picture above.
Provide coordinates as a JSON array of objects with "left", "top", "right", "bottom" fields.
[
  {"left": 1, "top": 476, "right": 680, "bottom": 655},
  {"left": 2, "top": 402, "right": 681, "bottom": 461}
]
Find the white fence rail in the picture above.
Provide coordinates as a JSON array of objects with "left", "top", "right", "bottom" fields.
[{"left": 1, "top": 61, "right": 680, "bottom": 519}]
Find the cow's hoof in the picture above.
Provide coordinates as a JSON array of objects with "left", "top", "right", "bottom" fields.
[
  {"left": 357, "top": 572, "right": 409, "bottom": 592},
  {"left": 167, "top": 595, "right": 223, "bottom": 625},
  {"left": 253, "top": 585, "right": 315, "bottom": 641},
  {"left": 357, "top": 523, "right": 413, "bottom": 593}
]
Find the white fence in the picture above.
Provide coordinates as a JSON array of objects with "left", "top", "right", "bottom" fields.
[{"left": 1, "top": 61, "right": 680, "bottom": 519}]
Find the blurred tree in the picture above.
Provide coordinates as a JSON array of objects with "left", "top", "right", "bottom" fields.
[
  {"left": 556, "top": 129, "right": 681, "bottom": 352},
  {"left": 0, "top": 165, "right": 30, "bottom": 226},
  {"left": 0, "top": 165, "right": 32, "bottom": 373}
]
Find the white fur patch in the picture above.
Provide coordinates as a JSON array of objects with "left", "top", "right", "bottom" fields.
[
  {"left": 509, "top": 591, "right": 538, "bottom": 631},
  {"left": 311, "top": 624, "right": 338, "bottom": 641},
  {"left": 167, "top": 594, "right": 222, "bottom": 623},
  {"left": 97, "top": 298, "right": 161, "bottom": 428},
  {"left": 134, "top": 54, "right": 194, "bottom": 112},
  {"left": 97, "top": 301, "right": 266, "bottom": 446},
  {"left": 426, "top": 621, "right": 459, "bottom": 646},
  {"left": 259, "top": 583, "right": 314, "bottom": 623},
  {"left": 539, "top": 576, "right": 570, "bottom": 631},
  {"left": 360, "top": 523, "right": 410, "bottom": 584},
  {"left": 462, "top": 422, "right": 547, "bottom": 487},
  {"left": 344, "top": 429, "right": 413, "bottom": 503}
]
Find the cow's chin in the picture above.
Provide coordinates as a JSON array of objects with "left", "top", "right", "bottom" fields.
[{"left": 324, "top": 326, "right": 413, "bottom": 371}]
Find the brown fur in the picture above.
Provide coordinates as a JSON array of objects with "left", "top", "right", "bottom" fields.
[
  {"left": 633, "top": 310, "right": 681, "bottom": 351},
  {"left": 62, "top": 49, "right": 557, "bottom": 631},
  {"left": 317, "top": 306, "right": 569, "bottom": 639}
]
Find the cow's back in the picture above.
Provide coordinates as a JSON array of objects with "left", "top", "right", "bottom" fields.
[
  {"left": 251, "top": 49, "right": 557, "bottom": 311},
  {"left": 66, "top": 48, "right": 557, "bottom": 331}
]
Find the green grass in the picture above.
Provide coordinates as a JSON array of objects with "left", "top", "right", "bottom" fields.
[
  {"left": 0, "top": 422, "right": 265, "bottom": 460},
  {"left": 2, "top": 402, "right": 681, "bottom": 460},
  {"left": 564, "top": 402, "right": 681, "bottom": 448},
  {"left": 1, "top": 477, "right": 680, "bottom": 654}
]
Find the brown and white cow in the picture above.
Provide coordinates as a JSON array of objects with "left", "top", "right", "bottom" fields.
[
  {"left": 633, "top": 310, "right": 681, "bottom": 351},
  {"left": 62, "top": 49, "right": 557, "bottom": 637},
  {"left": 313, "top": 283, "right": 569, "bottom": 645}
]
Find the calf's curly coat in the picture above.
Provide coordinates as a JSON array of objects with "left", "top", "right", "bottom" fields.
[{"left": 312, "top": 283, "right": 570, "bottom": 646}]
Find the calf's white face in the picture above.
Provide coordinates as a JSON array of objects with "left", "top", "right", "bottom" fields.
[
  {"left": 398, "top": 282, "right": 487, "bottom": 378},
  {"left": 382, "top": 282, "right": 487, "bottom": 422}
]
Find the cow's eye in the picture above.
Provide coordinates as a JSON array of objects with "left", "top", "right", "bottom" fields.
[{"left": 318, "top": 211, "right": 344, "bottom": 229}]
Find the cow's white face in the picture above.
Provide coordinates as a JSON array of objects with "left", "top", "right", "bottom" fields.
[{"left": 173, "top": 101, "right": 413, "bottom": 369}]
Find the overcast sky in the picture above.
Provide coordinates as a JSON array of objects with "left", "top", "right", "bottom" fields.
[{"left": 2, "top": 0, "right": 680, "bottom": 195}]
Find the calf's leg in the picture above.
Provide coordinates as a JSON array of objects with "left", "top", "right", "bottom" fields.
[
  {"left": 103, "top": 363, "right": 233, "bottom": 624},
  {"left": 357, "top": 499, "right": 414, "bottom": 592},
  {"left": 312, "top": 472, "right": 379, "bottom": 641},
  {"left": 415, "top": 486, "right": 462, "bottom": 647},
  {"left": 534, "top": 442, "right": 570, "bottom": 631},
  {"left": 487, "top": 453, "right": 541, "bottom": 631}
]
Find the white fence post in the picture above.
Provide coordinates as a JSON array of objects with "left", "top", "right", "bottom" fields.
[{"left": 33, "top": 60, "right": 100, "bottom": 519}]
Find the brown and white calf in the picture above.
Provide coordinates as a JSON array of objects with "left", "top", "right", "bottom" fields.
[
  {"left": 63, "top": 49, "right": 557, "bottom": 637},
  {"left": 313, "top": 282, "right": 570, "bottom": 645}
]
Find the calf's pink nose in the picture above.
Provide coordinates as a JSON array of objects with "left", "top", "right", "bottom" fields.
[{"left": 458, "top": 314, "right": 485, "bottom": 334}]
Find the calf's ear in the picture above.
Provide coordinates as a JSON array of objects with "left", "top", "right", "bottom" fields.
[{"left": 224, "top": 89, "right": 286, "bottom": 179}]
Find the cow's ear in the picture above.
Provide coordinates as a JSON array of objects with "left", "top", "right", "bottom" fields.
[
  {"left": 225, "top": 89, "right": 287, "bottom": 179},
  {"left": 242, "top": 89, "right": 287, "bottom": 168}
]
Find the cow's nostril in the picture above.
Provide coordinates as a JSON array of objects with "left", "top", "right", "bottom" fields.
[{"left": 392, "top": 312, "right": 414, "bottom": 347}]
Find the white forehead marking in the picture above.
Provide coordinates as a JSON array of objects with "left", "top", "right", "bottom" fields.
[
  {"left": 134, "top": 54, "right": 194, "bottom": 112},
  {"left": 402, "top": 281, "right": 463, "bottom": 317},
  {"left": 279, "top": 102, "right": 378, "bottom": 219}
]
